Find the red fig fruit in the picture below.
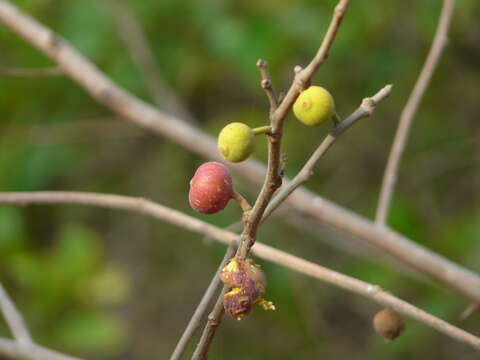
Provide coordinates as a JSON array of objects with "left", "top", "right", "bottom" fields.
[{"left": 189, "top": 162, "right": 233, "bottom": 214}]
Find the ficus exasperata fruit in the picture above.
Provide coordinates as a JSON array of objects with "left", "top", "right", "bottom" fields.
[
  {"left": 188, "top": 162, "right": 234, "bottom": 214},
  {"left": 217, "top": 122, "right": 255, "bottom": 163},
  {"left": 373, "top": 308, "right": 406, "bottom": 342},
  {"left": 220, "top": 257, "right": 275, "bottom": 320},
  {"left": 293, "top": 86, "right": 335, "bottom": 126}
]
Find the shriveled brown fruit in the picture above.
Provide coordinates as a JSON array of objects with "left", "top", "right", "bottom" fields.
[
  {"left": 220, "top": 258, "right": 274, "bottom": 319},
  {"left": 373, "top": 308, "right": 406, "bottom": 342}
]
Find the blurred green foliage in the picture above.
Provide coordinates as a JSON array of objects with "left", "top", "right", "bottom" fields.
[{"left": 1, "top": 0, "right": 480, "bottom": 359}]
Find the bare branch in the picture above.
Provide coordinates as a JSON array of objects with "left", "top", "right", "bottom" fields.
[
  {"left": 191, "top": 287, "right": 228, "bottom": 360},
  {"left": 270, "top": 0, "right": 351, "bottom": 124},
  {"left": 375, "top": 0, "right": 456, "bottom": 225},
  {"left": 237, "top": 0, "right": 352, "bottom": 260},
  {"left": 0, "top": 284, "right": 32, "bottom": 344},
  {"left": 264, "top": 85, "right": 392, "bottom": 221},
  {"left": 0, "top": 66, "right": 62, "bottom": 77},
  {"left": 0, "top": 191, "right": 478, "bottom": 350},
  {"left": 0, "top": 337, "right": 82, "bottom": 360},
  {"left": 1, "top": 0, "right": 480, "bottom": 304},
  {"left": 169, "top": 243, "right": 237, "bottom": 360}
]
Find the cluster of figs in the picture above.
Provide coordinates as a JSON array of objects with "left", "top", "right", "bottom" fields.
[
  {"left": 188, "top": 85, "right": 335, "bottom": 215},
  {"left": 186, "top": 86, "right": 336, "bottom": 320}
]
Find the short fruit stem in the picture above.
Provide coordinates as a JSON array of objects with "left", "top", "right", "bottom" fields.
[
  {"left": 252, "top": 125, "right": 272, "bottom": 136},
  {"left": 332, "top": 112, "right": 341, "bottom": 125},
  {"left": 232, "top": 191, "right": 252, "bottom": 213}
]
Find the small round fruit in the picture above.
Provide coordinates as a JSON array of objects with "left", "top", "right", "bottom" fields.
[
  {"left": 218, "top": 122, "right": 255, "bottom": 163},
  {"left": 293, "top": 86, "right": 335, "bottom": 126},
  {"left": 373, "top": 308, "right": 405, "bottom": 342},
  {"left": 188, "top": 162, "right": 233, "bottom": 214}
]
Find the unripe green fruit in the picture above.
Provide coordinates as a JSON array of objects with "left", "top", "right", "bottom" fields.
[
  {"left": 293, "top": 86, "right": 335, "bottom": 126},
  {"left": 188, "top": 162, "right": 233, "bottom": 214},
  {"left": 218, "top": 122, "right": 255, "bottom": 163}
]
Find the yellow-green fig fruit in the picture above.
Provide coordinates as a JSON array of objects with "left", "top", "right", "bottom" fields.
[
  {"left": 218, "top": 122, "right": 255, "bottom": 163},
  {"left": 293, "top": 86, "right": 335, "bottom": 126}
]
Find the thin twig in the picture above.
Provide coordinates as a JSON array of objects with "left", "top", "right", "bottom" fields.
[
  {"left": 0, "top": 191, "right": 478, "bottom": 350},
  {"left": 375, "top": 0, "right": 456, "bottom": 225},
  {"left": 460, "top": 303, "right": 479, "bottom": 321},
  {"left": 270, "top": 0, "right": 351, "bottom": 124},
  {"left": 1, "top": 0, "right": 479, "bottom": 303},
  {"left": 105, "top": 0, "right": 195, "bottom": 122},
  {"left": 191, "top": 286, "right": 228, "bottom": 360},
  {"left": 264, "top": 85, "right": 393, "bottom": 220},
  {"left": 169, "top": 243, "right": 237, "bottom": 360},
  {"left": 256, "top": 59, "right": 278, "bottom": 112},
  {"left": 0, "top": 284, "right": 33, "bottom": 344},
  {"left": 0, "top": 66, "right": 62, "bottom": 77}
]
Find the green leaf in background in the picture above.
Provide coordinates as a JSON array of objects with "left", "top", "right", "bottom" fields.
[
  {"left": 53, "top": 310, "right": 127, "bottom": 354},
  {"left": 0, "top": 207, "right": 26, "bottom": 253},
  {"left": 51, "top": 223, "right": 102, "bottom": 280}
]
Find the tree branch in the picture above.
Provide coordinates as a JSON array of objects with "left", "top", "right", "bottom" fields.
[
  {"left": 1, "top": 0, "right": 479, "bottom": 305},
  {"left": 0, "top": 191, "right": 478, "bottom": 351},
  {"left": 0, "top": 284, "right": 32, "bottom": 344},
  {"left": 375, "top": 0, "right": 456, "bottom": 225},
  {"left": 263, "top": 84, "right": 392, "bottom": 221},
  {"left": 191, "top": 287, "right": 228, "bottom": 360}
]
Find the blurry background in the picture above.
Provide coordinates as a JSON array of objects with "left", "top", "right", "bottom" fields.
[{"left": 0, "top": 0, "right": 479, "bottom": 359}]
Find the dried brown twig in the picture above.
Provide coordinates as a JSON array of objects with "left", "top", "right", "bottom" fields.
[
  {"left": 375, "top": 0, "right": 456, "bottom": 225},
  {"left": 1, "top": 0, "right": 480, "bottom": 303},
  {"left": 0, "top": 191, "right": 479, "bottom": 351}
]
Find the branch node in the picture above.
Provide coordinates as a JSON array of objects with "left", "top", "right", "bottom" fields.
[
  {"left": 261, "top": 79, "right": 272, "bottom": 90},
  {"left": 361, "top": 98, "right": 375, "bottom": 116},
  {"left": 366, "top": 284, "right": 381, "bottom": 295}
]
